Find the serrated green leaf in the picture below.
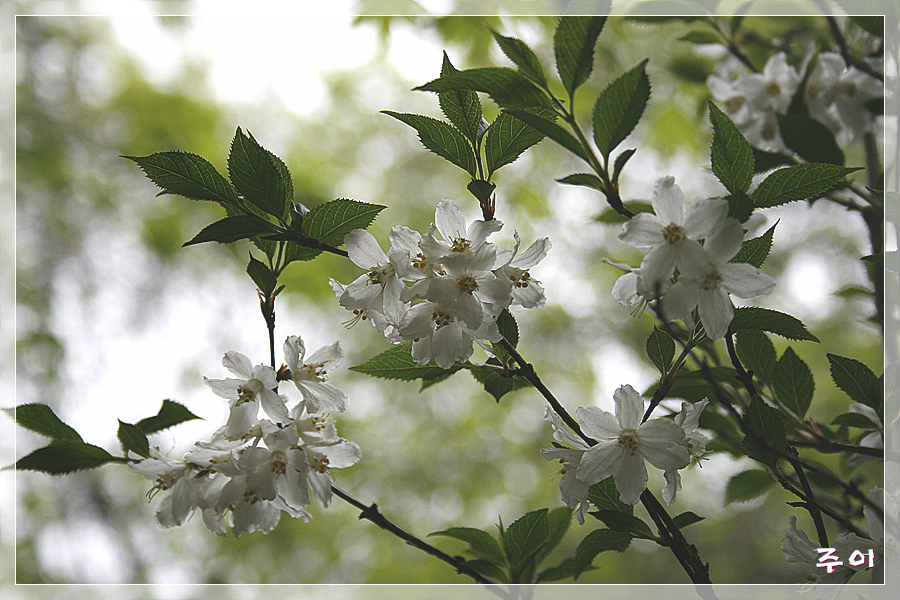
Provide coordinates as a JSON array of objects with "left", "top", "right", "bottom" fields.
[
  {"left": 459, "top": 558, "right": 507, "bottom": 583},
  {"left": 724, "top": 469, "right": 776, "bottom": 504},
  {"left": 826, "top": 354, "right": 881, "bottom": 411},
  {"left": 382, "top": 111, "right": 477, "bottom": 177},
  {"left": 751, "top": 164, "right": 861, "bottom": 208},
  {"left": 438, "top": 52, "right": 484, "bottom": 146},
  {"left": 592, "top": 60, "right": 651, "bottom": 161},
  {"left": 731, "top": 221, "right": 776, "bottom": 268},
  {"left": 730, "top": 307, "right": 820, "bottom": 342},
  {"left": 503, "top": 509, "right": 550, "bottom": 580},
  {"left": 534, "top": 507, "right": 572, "bottom": 569},
  {"left": 228, "top": 127, "right": 287, "bottom": 219},
  {"left": 350, "top": 343, "right": 465, "bottom": 382},
  {"left": 557, "top": 172, "right": 604, "bottom": 191},
  {"left": 484, "top": 110, "right": 547, "bottom": 177},
  {"left": 7, "top": 403, "right": 83, "bottom": 443},
  {"left": 429, "top": 527, "right": 507, "bottom": 566},
  {"left": 246, "top": 253, "right": 277, "bottom": 297},
  {"left": 735, "top": 329, "right": 776, "bottom": 385},
  {"left": 726, "top": 191, "right": 754, "bottom": 223},
  {"left": 16, "top": 442, "right": 126, "bottom": 475},
  {"left": 646, "top": 326, "right": 675, "bottom": 374},
  {"left": 117, "top": 420, "right": 150, "bottom": 458},
  {"left": 124, "top": 152, "right": 239, "bottom": 206},
  {"left": 573, "top": 528, "right": 632, "bottom": 580},
  {"left": 587, "top": 476, "right": 634, "bottom": 514},
  {"left": 135, "top": 399, "right": 202, "bottom": 435},
  {"left": 594, "top": 201, "right": 653, "bottom": 224},
  {"left": 491, "top": 29, "right": 547, "bottom": 88},
  {"left": 672, "top": 511, "right": 705, "bottom": 529},
  {"left": 708, "top": 101, "right": 754, "bottom": 195},
  {"left": 777, "top": 114, "right": 845, "bottom": 166},
  {"left": 831, "top": 412, "right": 880, "bottom": 429},
  {"left": 773, "top": 347, "right": 815, "bottom": 419},
  {"left": 752, "top": 148, "right": 794, "bottom": 173},
  {"left": 537, "top": 557, "right": 580, "bottom": 582},
  {"left": 183, "top": 214, "right": 279, "bottom": 247},
  {"left": 288, "top": 198, "right": 387, "bottom": 264},
  {"left": 505, "top": 108, "right": 588, "bottom": 162},
  {"left": 491, "top": 309, "right": 519, "bottom": 362},
  {"left": 419, "top": 368, "right": 460, "bottom": 391},
  {"left": 590, "top": 510, "right": 656, "bottom": 540},
  {"left": 553, "top": 16, "right": 607, "bottom": 98},
  {"left": 612, "top": 148, "right": 636, "bottom": 184},
  {"left": 740, "top": 396, "right": 786, "bottom": 467},
  {"left": 415, "top": 67, "right": 553, "bottom": 110}
]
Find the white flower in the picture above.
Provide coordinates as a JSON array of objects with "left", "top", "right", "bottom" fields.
[
  {"left": 574, "top": 385, "right": 690, "bottom": 505},
  {"left": 336, "top": 229, "right": 408, "bottom": 326},
  {"left": 663, "top": 399, "right": 709, "bottom": 506},
  {"left": 205, "top": 351, "right": 289, "bottom": 432},
  {"left": 419, "top": 200, "right": 503, "bottom": 260},
  {"left": 618, "top": 176, "right": 729, "bottom": 300},
  {"left": 846, "top": 403, "right": 883, "bottom": 467},
  {"left": 494, "top": 232, "right": 551, "bottom": 309},
  {"left": 425, "top": 243, "right": 511, "bottom": 329},
  {"left": 540, "top": 408, "right": 592, "bottom": 524},
  {"left": 399, "top": 301, "right": 486, "bottom": 369},
  {"left": 304, "top": 438, "right": 362, "bottom": 507},
  {"left": 283, "top": 335, "right": 348, "bottom": 414},
  {"left": 660, "top": 219, "right": 776, "bottom": 340},
  {"left": 603, "top": 259, "right": 662, "bottom": 313},
  {"left": 733, "top": 53, "right": 799, "bottom": 114},
  {"left": 130, "top": 447, "right": 212, "bottom": 528}
]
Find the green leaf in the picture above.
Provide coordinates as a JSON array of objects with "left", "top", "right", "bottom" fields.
[
  {"left": 646, "top": 326, "right": 675, "bottom": 374},
  {"left": 553, "top": 16, "right": 607, "bottom": 97},
  {"left": 724, "top": 469, "right": 776, "bottom": 504},
  {"left": 124, "top": 152, "right": 239, "bottom": 207},
  {"left": 505, "top": 109, "right": 589, "bottom": 163},
  {"left": 751, "top": 164, "right": 861, "bottom": 208},
  {"left": 826, "top": 354, "right": 881, "bottom": 411},
  {"left": 730, "top": 307, "right": 820, "bottom": 342},
  {"left": 458, "top": 558, "right": 507, "bottom": 583},
  {"left": 438, "top": 52, "right": 484, "bottom": 146},
  {"left": 533, "top": 507, "right": 572, "bottom": 569},
  {"left": 469, "top": 366, "right": 531, "bottom": 402},
  {"left": 293, "top": 198, "right": 386, "bottom": 262},
  {"left": 708, "top": 100, "right": 754, "bottom": 195},
  {"left": 672, "top": 511, "right": 705, "bottom": 529},
  {"left": 415, "top": 67, "right": 553, "bottom": 110},
  {"left": 429, "top": 527, "right": 507, "bottom": 567},
  {"left": 483, "top": 110, "right": 547, "bottom": 177},
  {"left": 228, "top": 127, "right": 287, "bottom": 219},
  {"left": 503, "top": 509, "right": 550, "bottom": 580},
  {"left": 490, "top": 29, "right": 547, "bottom": 88},
  {"left": 593, "top": 201, "right": 653, "bottom": 224},
  {"left": 726, "top": 192, "right": 754, "bottom": 223},
  {"left": 678, "top": 30, "right": 723, "bottom": 44},
  {"left": 183, "top": 214, "right": 279, "bottom": 247},
  {"left": 382, "top": 111, "right": 477, "bottom": 177},
  {"left": 350, "top": 343, "right": 465, "bottom": 382},
  {"left": 6, "top": 403, "right": 83, "bottom": 443},
  {"left": 740, "top": 396, "right": 786, "bottom": 467},
  {"left": 573, "top": 529, "right": 632, "bottom": 580},
  {"left": 247, "top": 253, "right": 277, "bottom": 297},
  {"left": 16, "top": 442, "right": 126, "bottom": 475},
  {"left": 773, "top": 347, "right": 815, "bottom": 419},
  {"left": 731, "top": 221, "right": 776, "bottom": 268},
  {"left": 587, "top": 476, "right": 633, "bottom": 514},
  {"left": 735, "top": 329, "right": 776, "bottom": 385},
  {"left": 590, "top": 510, "right": 656, "bottom": 540},
  {"left": 117, "top": 420, "right": 150, "bottom": 458},
  {"left": 645, "top": 366, "right": 738, "bottom": 404},
  {"left": 491, "top": 309, "right": 519, "bottom": 363},
  {"left": 592, "top": 59, "right": 651, "bottom": 161},
  {"left": 135, "top": 399, "right": 202, "bottom": 435},
  {"left": 557, "top": 172, "right": 604, "bottom": 191},
  {"left": 831, "top": 412, "right": 880, "bottom": 429},
  {"left": 537, "top": 557, "right": 581, "bottom": 582},
  {"left": 612, "top": 148, "right": 636, "bottom": 184},
  {"left": 752, "top": 148, "right": 794, "bottom": 173},
  {"left": 777, "top": 114, "right": 844, "bottom": 166}
]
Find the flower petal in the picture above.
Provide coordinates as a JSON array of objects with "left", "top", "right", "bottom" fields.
[
  {"left": 651, "top": 176, "right": 685, "bottom": 225},
  {"left": 345, "top": 229, "right": 388, "bottom": 269},
  {"left": 576, "top": 406, "right": 621, "bottom": 441},
  {"left": 613, "top": 451, "right": 648, "bottom": 505},
  {"left": 575, "top": 441, "right": 622, "bottom": 485},
  {"left": 613, "top": 384, "right": 645, "bottom": 429}
]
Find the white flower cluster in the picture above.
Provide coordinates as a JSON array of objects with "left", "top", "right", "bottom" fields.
[
  {"left": 130, "top": 336, "right": 360, "bottom": 537},
  {"left": 330, "top": 200, "right": 550, "bottom": 369},
  {"left": 613, "top": 176, "right": 776, "bottom": 340},
  {"left": 541, "top": 385, "right": 708, "bottom": 524},
  {"left": 708, "top": 52, "right": 882, "bottom": 152}
]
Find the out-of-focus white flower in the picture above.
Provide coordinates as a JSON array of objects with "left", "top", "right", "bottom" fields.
[
  {"left": 540, "top": 408, "right": 592, "bottom": 524},
  {"left": 846, "top": 403, "right": 883, "bottom": 467},
  {"left": 663, "top": 399, "right": 709, "bottom": 505}
]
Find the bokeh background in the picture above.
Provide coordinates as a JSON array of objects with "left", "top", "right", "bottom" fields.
[{"left": 4, "top": 0, "right": 895, "bottom": 596}]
